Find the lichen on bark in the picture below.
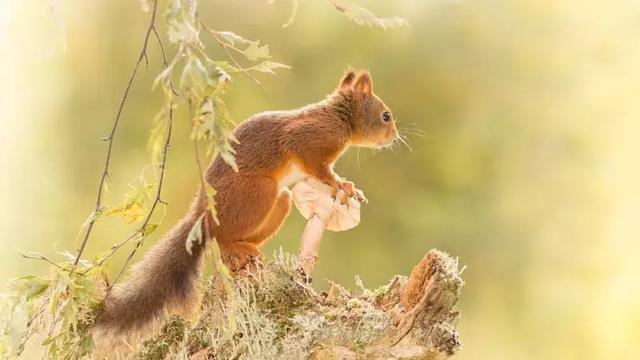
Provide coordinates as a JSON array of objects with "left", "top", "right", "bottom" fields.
[{"left": 133, "top": 249, "right": 464, "bottom": 360}]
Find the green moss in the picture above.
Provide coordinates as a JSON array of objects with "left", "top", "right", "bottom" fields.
[
  {"left": 133, "top": 317, "right": 189, "bottom": 360},
  {"left": 132, "top": 249, "right": 463, "bottom": 360}
]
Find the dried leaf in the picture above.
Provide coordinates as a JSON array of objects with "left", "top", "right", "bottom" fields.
[
  {"left": 186, "top": 214, "right": 205, "bottom": 255},
  {"left": 106, "top": 176, "right": 155, "bottom": 224}
]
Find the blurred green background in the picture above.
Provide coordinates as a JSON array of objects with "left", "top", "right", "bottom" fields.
[{"left": 2, "top": 0, "right": 640, "bottom": 359}]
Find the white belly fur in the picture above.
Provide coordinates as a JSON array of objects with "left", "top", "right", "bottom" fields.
[{"left": 277, "top": 163, "right": 308, "bottom": 190}]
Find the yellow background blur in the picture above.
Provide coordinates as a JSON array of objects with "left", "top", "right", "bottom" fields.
[{"left": 1, "top": 0, "right": 640, "bottom": 359}]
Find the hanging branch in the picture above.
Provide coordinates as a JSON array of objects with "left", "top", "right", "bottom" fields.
[
  {"left": 84, "top": 104, "right": 174, "bottom": 281},
  {"left": 72, "top": 0, "right": 162, "bottom": 272},
  {"left": 151, "top": 24, "right": 179, "bottom": 96},
  {"left": 110, "top": 105, "right": 174, "bottom": 286}
]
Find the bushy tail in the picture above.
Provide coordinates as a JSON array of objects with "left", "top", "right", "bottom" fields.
[{"left": 93, "top": 208, "right": 207, "bottom": 344}]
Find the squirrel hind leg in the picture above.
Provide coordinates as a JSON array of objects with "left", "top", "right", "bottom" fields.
[
  {"left": 213, "top": 175, "right": 281, "bottom": 271},
  {"left": 213, "top": 175, "right": 279, "bottom": 241},
  {"left": 243, "top": 189, "right": 292, "bottom": 247},
  {"left": 220, "top": 241, "right": 264, "bottom": 272},
  {"left": 218, "top": 190, "right": 292, "bottom": 272}
]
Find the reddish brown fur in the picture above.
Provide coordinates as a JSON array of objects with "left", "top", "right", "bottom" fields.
[{"left": 93, "top": 70, "right": 398, "bottom": 346}]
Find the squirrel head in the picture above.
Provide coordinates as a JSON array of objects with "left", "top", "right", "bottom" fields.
[{"left": 334, "top": 69, "right": 399, "bottom": 148}]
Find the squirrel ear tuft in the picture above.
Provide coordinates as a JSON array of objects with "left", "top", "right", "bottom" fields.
[
  {"left": 354, "top": 71, "right": 373, "bottom": 95},
  {"left": 338, "top": 69, "right": 357, "bottom": 90}
]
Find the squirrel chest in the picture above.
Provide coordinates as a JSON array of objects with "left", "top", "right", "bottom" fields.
[{"left": 277, "top": 163, "right": 308, "bottom": 190}]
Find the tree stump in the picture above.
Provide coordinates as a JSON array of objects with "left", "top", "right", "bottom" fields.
[{"left": 133, "top": 249, "right": 464, "bottom": 360}]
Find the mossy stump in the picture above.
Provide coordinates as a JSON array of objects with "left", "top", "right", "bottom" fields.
[{"left": 134, "top": 249, "right": 464, "bottom": 359}]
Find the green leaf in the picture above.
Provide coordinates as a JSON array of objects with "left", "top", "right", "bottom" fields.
[
  {"left": 213, "top": 30, "right": 271, "bottom": 61},
  {"left": 12, "top": 275, "right": 50, "bottom": 301},
  {"left": 191, "top": 99, "right": 216, "bottom": 141},
  {"left": 78, "top": 334, "right": 95, "bottom": 355},
  {"left": 141, "top": 223, "right": 159, "bottom": 236},
  {"left": 106, "top": 174, "right": 155, "bottom": 224},
  {"left": 216, "top": 31, "right": 253, "bottom": 46},
  {"left": 147, "top": 118, "right": 166, "bottom": 165},
  {"left": 215, "top": 67, "right": 232, "bottom": 86},
  {"left": 9, "top": 252, "right": 104, "bottom": 358},
  {"left": 331, "top": 1, "right": 408, "bottom": 30},
  {"left": 243, "top": 43, "right": 270, "bottom": 61},
  {"left": 204, "top": 183, "right": 220, "bottom": 225},
  {"left": 220, "top": 151, "right": 239, "bottom": 173},
  {"left": 250, "top": 61, "right": 290, "bottom": 74},
  {"left": 105, "top": 201, "right": 147, "bottom": 224},
  {"left": 152, "top": 60, "right": 177, "bottom": 91},
  {"left": 60, "top": 298, "right": 79, "bottom": 333},
  {"left": 42, "top": 333, "right": 61, "bottom": 346},
  {"left": 180, "top": 56, "right": 209, "bottom": 93},
  {"left": 168, "top": 19, "right": 200, "bottom": 45},
  {"left": 214, "top": 61, "right": 241, "bottom": 74}
]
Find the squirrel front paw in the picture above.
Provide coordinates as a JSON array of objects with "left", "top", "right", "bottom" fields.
[{"left": 334, "top": 179, "right": 368, "bottom": 204}]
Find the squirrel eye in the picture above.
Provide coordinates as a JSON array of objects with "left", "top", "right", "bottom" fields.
[{"left": 382, "top": 111, "right": 392, "bottom": 123}]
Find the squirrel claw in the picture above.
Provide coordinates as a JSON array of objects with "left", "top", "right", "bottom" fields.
[
  {"left": 334, "top": 180, "right": 367, "bottom": 205},
  {"left": 354, "top": 189, "right": 368, "bottom": 204}
]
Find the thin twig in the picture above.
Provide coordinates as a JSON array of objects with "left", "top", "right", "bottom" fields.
[
  {"left": 88, "top": 105, "right": 174, "bottom": 274},
  {"left": 190, "top": 100, "right": 208, "bottom": 190},
  {"left": 72, "top": 0, "right": 160, "bottom": 272},
  {"left": 21, "top": 253, "right": 65, "bottom": 271},
  {"left": 152, "top": 25, "right": 180, "bottom": 96},
  {"left": 109, "top": 104, "right": 174, "bottom": 286},
  {"left": 14, "top": 306, "right": 46, "bottom": 356},
  {"left": 194, "top": 139, "right": 206, "bottom": 185}
]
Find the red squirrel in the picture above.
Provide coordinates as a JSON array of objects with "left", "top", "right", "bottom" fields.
[{"left": 94, "top": 70, "right": 399, "bottom": 339}]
